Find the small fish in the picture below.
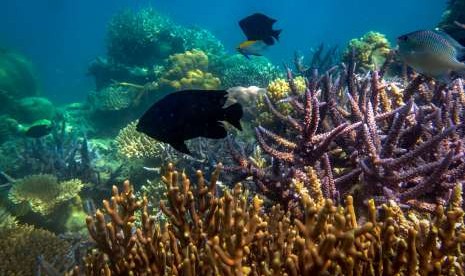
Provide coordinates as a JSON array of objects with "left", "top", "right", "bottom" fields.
[
  {"left": 239, "top": 13, "right": 281, "bottom": 45},
  {"left": 237, "top": 40, "right": 269, "bottom": 58},
  {"left": 237, "top": 13, "right": 281, "bottom": 57},
  {"left": 397, "top": 30, "right": 465, "bottom": 82},
  {"left": 137, "top": 89, "right": 243, "bottom": 155},
  {"left": 24, "top": 119, "right": 53, "bottom": 138}
]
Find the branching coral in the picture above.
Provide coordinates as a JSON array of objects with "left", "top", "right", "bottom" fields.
[
  {"left": 0, "top": 223, "right": 73, "bottom": 275},
  {"left": 229, "top": 63, "right": 465, "bottom": 213},
  {"left": 74, "top": 164, "right": 465, "bottom": 275},
  {"left": 115, "top": 120, "right": 164, "bottom": 159},
  {"left": 8, "top": 174, "right": 83, "bottom": 215},
  {"left": 159, "top": 49, "right": 221, "bottom": 90}
]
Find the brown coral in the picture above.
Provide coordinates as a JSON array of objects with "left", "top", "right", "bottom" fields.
[
  {"left": 75, "top": 165, "right": 465, "bottom": 275},
  {"left": 0, "top": 223, "right": 72, "bottom": 275}
]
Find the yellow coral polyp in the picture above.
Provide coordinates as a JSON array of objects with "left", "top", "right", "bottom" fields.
[
  {"left": 159, "top": 49, "right": 221, "bottom": 90},
  {"left": 266, "top": 76, "right": 306, "bottom": 101}
]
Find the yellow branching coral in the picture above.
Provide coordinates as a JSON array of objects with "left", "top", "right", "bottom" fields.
[
  {"left": 159, "top": 49, "right": 221, "bottom": 90},
  {"left": 74, "top": 164, "right": 465, "bottom": 276},
  {"left": 0, "top": 223, "right": 72, "bottom": 275},
  {"left": 115, "top": 120, "right": 164, "bottom": 159},
  {"left": 8, "top": 174, "right": 83, "bottom": 215}
]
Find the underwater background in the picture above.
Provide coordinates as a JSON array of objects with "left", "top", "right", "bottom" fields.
[
  {"left": 1, "top": 1, "right": 445, "bottom": 103},
  {"left": 2, "top": 0, "right": 465, "bottom": 275}
]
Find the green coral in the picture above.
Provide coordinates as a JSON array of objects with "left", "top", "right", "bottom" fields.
[
  {"left": 218, "top": 54, "right": 282, "bottom": 88},
  {"left": 107, "top": 8, "right": 183, "bottom": 66},
  {"left": 12, "top": 96, "right": 56, "bottom": 124},
  {"left": 0, "top": 49, "right": 39, "bottom": 107},
  {"left": 159, "top": 49, "right": 221, "bottom": 90},
  {"left": 343, "top": 31, "right": 391, "bottom": 71},
  {"left": 88, "top": 85, "right": 134, "bottom": 111},
  {"left": 0, "top": 115, "right": 19, "bottom": 144},
  {"left": 8, "top": 174, "right": 84, "bottom": 216}
]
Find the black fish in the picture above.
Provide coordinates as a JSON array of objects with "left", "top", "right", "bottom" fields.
[
  {"left": 137, "top": 89, "right": 243, "bottom": 155},
  {"left": 25, "top": 122, "right": 53, "bottom": 138},
  {"left": 239, "top": 13, "right": 281, "bottom": 45}
]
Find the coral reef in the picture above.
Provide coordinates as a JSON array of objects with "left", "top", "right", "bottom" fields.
[
  {"left": 88, "top": 85, "right": 136, "bottom": 112},
  {"left": 73, "top": 164, "right": 465, "bottom": 275},
  {"left": 115, "top": 120, "right": 164, "bottom": 159},
  {"left": 0, "top": 223, "right": 73, "bottom": 275},
  {"left": 294, "top": 44, "right": 340, "bottom": 77},
  {"left": 12, "top": 96, "right": 56, "bottom": 124},
  {"left": 438, "top": 0, "right": 465, "bottom": 45},
  {"left": 159, "top": 49, "right": 221, "bottom": 90},
  {"left": 0, "top": 119, "right": 100, "bottom": 183},
  {"left": 0, "top": 115, "right": 19, "bottom": 144},
  {"left": 229, "top": 63, "right": 465, "bottom": 213},
  {"left": 106, "top": 8, "right": 180, "bottom": 66},
  {"left": 8, "top": 174, "right": 84, "bottom": 215},
  {"left": 219, "top": 54, "right": 282, "bottom": 88},
  {"left": 343, "top": 31, "right": 391, "bottom": 71},
  {"left": 0, "top": 48, "right": 39, "bottom": 107}
]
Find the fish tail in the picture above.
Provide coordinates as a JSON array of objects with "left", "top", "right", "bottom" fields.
[{"left": 224, "top": 103, "right": 243, "bottom": 131}]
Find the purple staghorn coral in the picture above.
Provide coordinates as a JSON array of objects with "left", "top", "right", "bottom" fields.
[{"left": 229, "top": 61, "right": 465, "bottom": 213}]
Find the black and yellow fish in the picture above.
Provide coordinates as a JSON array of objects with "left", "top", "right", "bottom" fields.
[{"left": 237, "top": 13, "right": 281, "bottom": 58}]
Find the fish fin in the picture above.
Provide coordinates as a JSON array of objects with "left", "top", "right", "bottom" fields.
[
  {"left": 170, "top": 141, "right": 191, "bottom": 155},
  {"left": 205, "top": 122, "right": 228, "bottom": 139},
  {"left": 262, "top": 36, "right": 275, "bottom": 46},
  {"left": 243, "top": 53, "right": 251, "bottom": 59},
  {"left": 458, "top": 46, "right": 465, "bottom": 62},
  {"left": 273, "top": 29, "right": 282, "bottom": 41},
  {"left": 223, "top": 102, "right": 243, "bottom": 131}
]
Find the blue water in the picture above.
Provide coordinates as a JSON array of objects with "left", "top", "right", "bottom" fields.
[{"left": 0, "top": 0, "right": 445, "bottom": 103}]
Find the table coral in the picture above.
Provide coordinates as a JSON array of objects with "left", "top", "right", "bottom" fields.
[{"left": 8, "top": 174, "right": 84, "bottom": 215}]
